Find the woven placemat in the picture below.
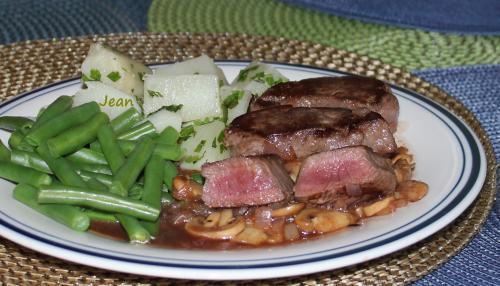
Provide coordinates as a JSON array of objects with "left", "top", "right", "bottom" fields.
[
  {"left": 148, "top": 0, "right": 500, "bottom": 70},
  {"left": 0, "top": 32, "right": 497, "bottom": 285}
]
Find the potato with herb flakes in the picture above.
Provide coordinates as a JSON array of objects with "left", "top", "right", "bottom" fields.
[
  {"left": 179, "top": 120, "right": 229, "bottom": 170},
  {"left": 81, "top": 43, "right": 152, "bottom": 98},
  {"left": 220, "top": 86, "right": 252, "bottom": 124},
  {"left": 147, "top": 108, "right": 182, "bottom": 132},
  {"left": 155, "top": 55, "right": 228, "bottom": 86},
  {"left": 231, "top": 62, "right": 288, "bottom": 97},
  {"left": 73, "top": 82, "right": 141, "bottom": 119},
  {"left": 143, "top": 74, "right": 222, "bottom": 121}
]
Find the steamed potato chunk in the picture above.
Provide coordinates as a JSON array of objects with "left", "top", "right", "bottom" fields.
[
  {"left": 220, "top": 86, "right": 252, "bottom": 124},
  {"left": 147, "top": 109, "right": 182, "bottom": 132},
  {"left": 143, "top": 74, "right": 222, "bottom": 122},
  {"left": 73, "top": 82, "right": 141, "bottom": 119},
  {"left": 231, "top": 62, "right": 288, "bottom": 97},
  {"left": 155, "top": 55, "right": 228, "bottom": 85},
  {"left": 81, "top": 44, "right": 151, "bottom": 98},
  {"left": 180, "top": 120, "right": 229, "bottom": 170}
]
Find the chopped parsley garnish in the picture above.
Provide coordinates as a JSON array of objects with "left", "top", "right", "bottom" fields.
[
  {"left": 217, "top": 130, "right": 224, "bottom": 143},
  {"left": 221, "top": 90, "right": 245, "bottom": 123},
  {"left": 81, "top": 74, "right": 91, "bottom": 82},
  {"left": 219, "top": 143, "right": 227, "bottom": 154},
  {"left": 191, "top": 173, "right": 205, "bottom": 185},
  {"left": 147, "top": 90, "right": 163, "bottom": 98},
  {"left": 251, "top": 72, "right": 287, "bottom": 86},
  {"left": 138, "top": 72, "right": 146, "bottom": 81},
  {"left": 90, "top": 69, "right": 101, "bottom": 81},
  {"left": 194, "top": 140, "right": 207, "bottom": 153},
  {"left": 222, "top": 90, "right": 245, "bottom": 109},
  {"left": 236, "top": 65, "right": 259, "bottom": 82},
  {"left": 107, "top": 71, "right": 121, "bottom": 82},
  {"left": 211, "top": 137, "right": 217, "bottom": 148},
  {"left": 191, "top": 117, "right": 220, "bottom": 126},
  {"left": 179, "top": 125, "right": 195, "bottom": 141},
  {"left": 164, "top": 104, "right": 183, "bottom": 112}
]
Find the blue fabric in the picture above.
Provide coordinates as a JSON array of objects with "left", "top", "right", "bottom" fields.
[
  {"left": 280, "top": 0, "right": 500, "bottom": 35},
  {"left": 0, "top": 0, "right": 151, "bottom": 45},
  {"left": 411, "top": 65, "right": 500, "bottom": 285}
]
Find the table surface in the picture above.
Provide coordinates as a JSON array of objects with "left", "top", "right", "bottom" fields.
[{"left": 0, "top": 0, "right": 498, "bottom": 285}]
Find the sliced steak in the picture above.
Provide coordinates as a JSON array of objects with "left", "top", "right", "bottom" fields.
[
  {"left": 294, "top": 146, "right": 396, "bottom": 208},
  {"left": 251, "top": 76, "right": 399, "bottom": 132},
  {"left": 201, "top": 156, "right": 293, "bottom": 208},
  {"left": 225, "top": 106, "right": 396, "bottom": 161}
]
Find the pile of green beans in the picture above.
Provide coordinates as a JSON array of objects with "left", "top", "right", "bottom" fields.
[{"left": 0, "top": 97, "right": 182, "bottom": 243}]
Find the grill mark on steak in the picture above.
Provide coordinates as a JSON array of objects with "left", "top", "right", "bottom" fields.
[
  {"left": 225, "top": 106, "right": 397, "bottom": 161},
  {"left": 251, "top": 76, "right": 399, "bottom": 132},
  {"left": 201, "top": 156, "right": 293, "bottom": 208},
  {"left": 294, "top": 146, "right": 397, "bottom": 209}
]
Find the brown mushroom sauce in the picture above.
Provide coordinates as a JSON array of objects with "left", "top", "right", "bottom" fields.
[{"left": 90, "top": 147, "right": 428, "bottom": 249}]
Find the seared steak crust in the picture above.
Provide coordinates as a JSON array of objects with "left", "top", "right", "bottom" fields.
[
  {"left": 225, "top": 106, "right": 396, "bottom": 161},
  {"left": 251, "top": 76, "right": 399, "bottom": 132}
]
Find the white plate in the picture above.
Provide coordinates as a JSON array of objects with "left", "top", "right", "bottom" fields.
[{"left": 0, "top": 62, "right": 487, "bottom": 280}]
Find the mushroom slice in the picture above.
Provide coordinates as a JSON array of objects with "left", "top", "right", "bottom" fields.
[
  {"left": 271, "top": 203, "right": 306, "bottom": 217},
  {"left": 233, "top": 226, "right": 268, "bottom": 245},
  {"left": 185, "top": 217, "right": 245, "bottom": 240},
  {"left": 218, "top": 209, "right": 234, "bottom": 227},
  {"left": 295, "top": 208, "right": 354, "bottom": 233},
  {"left": 363, "top": 197, "right": 395, "bottom": 217},
  {"left": 203, "top": 212, "right": 221, "bottom": 228}
]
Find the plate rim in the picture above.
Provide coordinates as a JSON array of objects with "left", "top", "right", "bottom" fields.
[{"left": 0, "top": 61, "right": 488, "bottom": 280}]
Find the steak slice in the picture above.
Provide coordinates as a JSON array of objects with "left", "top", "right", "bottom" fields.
[
  {"left": 294, "top": 146, "right": 396, "bottom": 207},
  {"left": 201, "top": 156, "right": 293, "bottom": 208},
  {"left": 224, "top": 106, "right": 396, "bottom": 161},
  {"left": 251, "top": 76, "right": 399, "bottom": 132}
]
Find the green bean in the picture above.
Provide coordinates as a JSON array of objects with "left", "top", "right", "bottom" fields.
[
  {"left": 13, "top": 184, "right": 90, "bottom": 231},
  {"left": 110, "top": 107, "right": 143, "bottom": 134},
  {"left": 77, "top": 170, "right": 113, "bottom": 186},
  {"left": 84, "top": 209, "right": 117, "bottom": 223},
  {"left": 116, "top": 214, "right": 151, "bottom": 242},
  {"left": 129, "top": 184, "right": 144, "bottom": 200},
  {"left": 85, "top": 177, "right": 108, "bottom": 191},
  {"left": 97, "top": 124, "right": 125, "bottom": 173},
  {"left": 140, "top": 219, "right": 160, "bottom": 237},
  {"left": 10, "top": 149, "right": 51, "bottom": 174},
  {"left": 140, "top": 155, "right": 164, "bottom": 236},
  {"left": 117, "top": 121, "right": 156, "bottom": 140},
  {"left": 0, "top": 140, "right": 10, "bottom": 161},
  {"left": 37, "top": 185, "right": 160, "bottom": 221},
  {"left": 47, "top": 112, "right": 109, "bottom": 157},
  {"left": 0, "top": 116, "right": 34, "bottom": 134},
  {"left": 66, "top": 148, "right": 107, "bottom": 165},
  {"left": 70, "top": 161, "right": 112, "bottom": 175},
  {"left": 110, "top": 137, "right": 154, "bottom": 197},
  {"left": 37, "top": 143, "right": 87, "bottom": 188},
  {"left": 77, "top": 170, "right": 144, "bottom": 197},
  {"left": 25, "top": 102, "right": 100, "bottom": 146},
  {"left": 0, "top": 161, "right": 52, "bottom": 187},
  {"left": 163, "top": 161, "right": 178, "bottom": 190},
  {"left": 92, "top": 140, "right": 182, "bottom": 161},
  {"left": 8, "top": 130, "right": 35, "bottom": 152},
  {"left": 142, "top": 155, "right": 164, "bottom": 209},
  {"left": 190, "top": 173, "right": 205, "bottom": 185},
  {"left": 161, "top": 191, "right": 175, "bottom": 204},
  {"left": 32, "top": 96, "right": 73, "bottom": 130},
  {"left": 156, "top": 126, "right": 179, "bottom": 145}
]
